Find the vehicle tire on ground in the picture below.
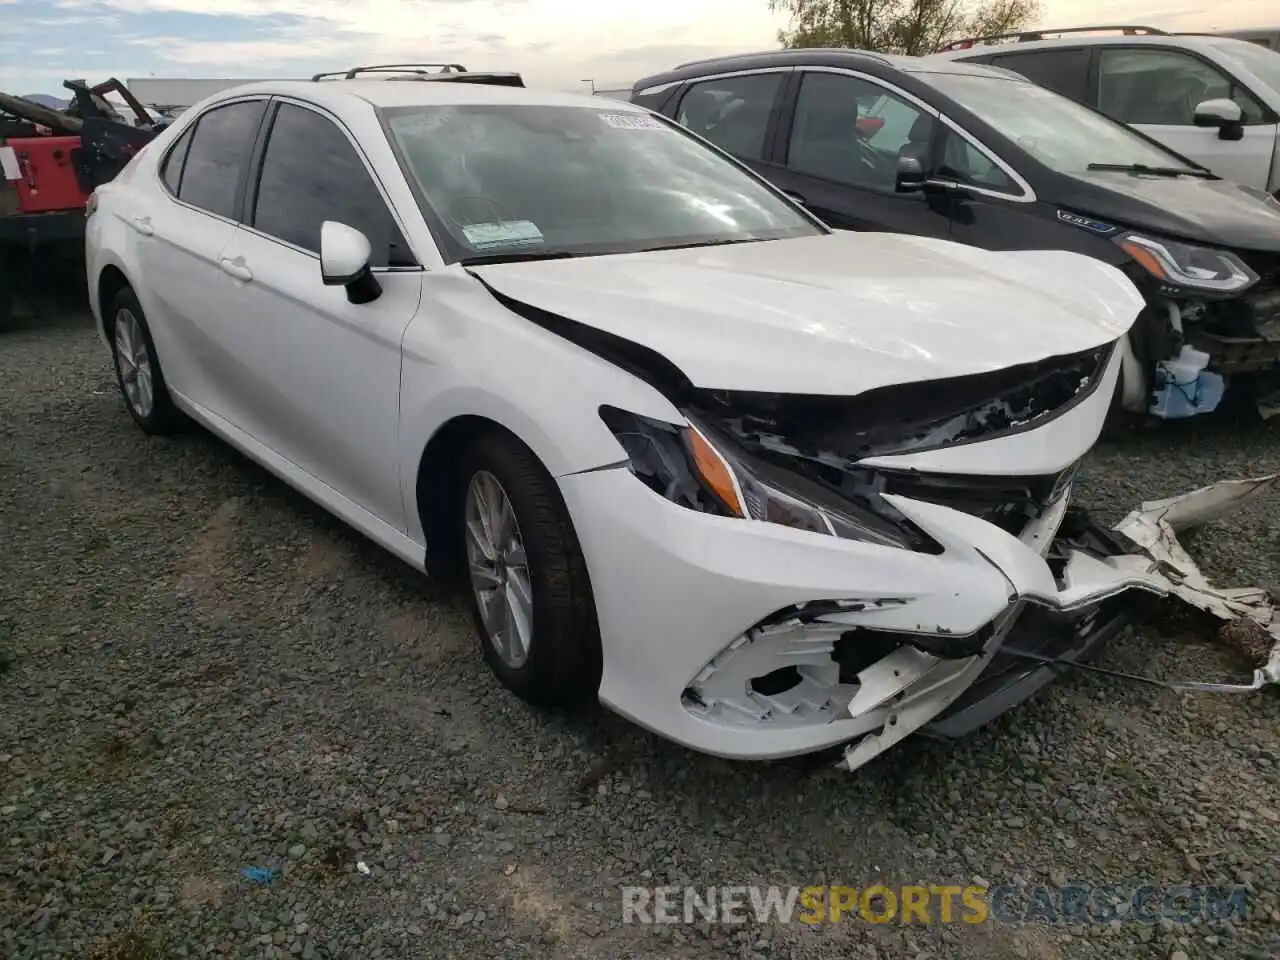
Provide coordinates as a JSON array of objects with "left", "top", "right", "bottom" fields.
[
  {"left": 457, "top": 430, "right": 602, "bottom": 709},
  {"left": 108, "top": 287, "right": 184, "bottom": 434}
]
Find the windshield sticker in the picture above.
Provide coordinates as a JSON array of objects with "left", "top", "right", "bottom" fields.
[
  {"left": 1057, "top": 210, "right": 1118, "bottom": 235},
  {"left": 462, "top": 220, "right": 544, "bottom": 250},
  {"left": 599, "top": 112, "right": 664, "bottom": 130},
  {"left": 392, "top": 110, "right": 454, "bottom": 135}
]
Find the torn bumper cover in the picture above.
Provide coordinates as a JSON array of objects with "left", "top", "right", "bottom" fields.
[
  {"left": 560, "top": 466, "right": 1279, "bottom": 772},
  {"left": 907, "top": 473, "right": 1280, "bottom": 764}
]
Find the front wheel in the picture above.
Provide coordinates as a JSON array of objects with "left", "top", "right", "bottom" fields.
[
  {"left": 458, "top": 431, "right": 601, "bottom": 709},
  {"left": 109, "top": 287, "right": 184, "bottom": 434}
]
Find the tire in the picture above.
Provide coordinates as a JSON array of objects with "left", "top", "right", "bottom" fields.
[
  {"left": 457, "top": 430, "right": 602, "bottom": 709},
  {"left": 108, "top": 287, "right": 184, "bottom": 434}
]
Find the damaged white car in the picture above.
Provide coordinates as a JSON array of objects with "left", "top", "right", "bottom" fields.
[{"left": 84, "top": 69, "right": 1277, "bottom": 771}]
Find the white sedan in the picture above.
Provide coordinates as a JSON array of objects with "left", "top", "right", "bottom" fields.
[{"left": 86, "top": 68, "right": 1152, "bottom": 770}]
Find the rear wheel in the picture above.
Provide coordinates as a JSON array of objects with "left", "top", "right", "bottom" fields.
[
  {"left": 458, "top": 430, "right": 601, "bottom": 709},
  {"left": 109, "top": 287, "right": 184, "bottom": 434}
]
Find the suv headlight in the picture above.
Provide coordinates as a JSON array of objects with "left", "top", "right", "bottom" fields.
[
  {"left": 599, "top": 406, "right": 915, "bottom": 549},
  {"left": 1114, "top": 232, "right": 1258, "bottom": 294}
]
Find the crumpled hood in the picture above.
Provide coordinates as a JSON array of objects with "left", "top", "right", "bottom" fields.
[{"left": 470, "top": 232, "right": 1144, "bottom": 395}]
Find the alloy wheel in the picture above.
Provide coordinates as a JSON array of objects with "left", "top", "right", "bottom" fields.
[
  {"left": 114, "top": 308, "right": 154, "bottom": 419},
  {"left": 464, "top": 469, "right": 533, "bottom": 669}
]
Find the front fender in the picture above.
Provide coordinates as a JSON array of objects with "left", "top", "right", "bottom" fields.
[{"left": 396, "top": 277, "right": 688, "bottom": 540}]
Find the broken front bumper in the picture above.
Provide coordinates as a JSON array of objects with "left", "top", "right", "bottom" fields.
[{"left": 560, "top": 466, "right": 1280, "bottom": 772}]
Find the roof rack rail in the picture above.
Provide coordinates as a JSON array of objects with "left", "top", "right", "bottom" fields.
[
  {"left": 311, "top": 63, "right": 470, "bottom": 81},
  {"left": 939, "top": 24, "right": 1167, "bottom": 52},
  {"left": 672, "top": 47, "right": 889, "bottom": 70}
]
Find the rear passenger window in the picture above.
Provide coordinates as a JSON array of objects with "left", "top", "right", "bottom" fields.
[
  {"left": 675, "top": 73, "right": 783, "bottom": 161},
  {"left": 160, "top": 127, "right": 193, "bottom": 195},
  {"left": 177, "top": 100, "right": 266, "bottom": 219},
  {"left": 988, "top": 48, "right": 1091, "bottom": 102},
  {"left": 251, "top": 103, "right": 409, "bottom": 267}
]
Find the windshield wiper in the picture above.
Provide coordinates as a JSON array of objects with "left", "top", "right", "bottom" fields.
[
  {"left": 458, "top": 250, "right": 577, "bottom": 266},
  {"left": 1086, "top": 162, "right": 1216, "bottom": 179},
  {"left": 643, "top": 237, "right": 770, "bottom": 253}
]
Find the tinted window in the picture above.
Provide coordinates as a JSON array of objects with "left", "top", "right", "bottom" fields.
[
  {"left": 787, "top": 72, "right": 933, "bottom": 192},
  {"left": 178, "top": 100, "right": 266, "bottom": 219},
  {"left": 675, "top": 73, "right": 783, "bottom": 160},
  {"left": 938, "top": 129, "right": 1018, "bottom": 194},
  {"left": 160, "top": 126, "right": 193, "bottom": 195},
  {"left": 988, "top": 48, "right": 1090, "bottom": 101},
  {"left": 383, "top": 104, "right": 820, "bottom": 264},
  {"left": 1098, "top": 48, "right": 1265, "bottom": 125},
  {"left": 252, "top": 103, "right": 406, "bottom": 267}
]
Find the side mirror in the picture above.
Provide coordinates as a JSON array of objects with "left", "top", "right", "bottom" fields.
[
  {"left": 320, "top": 220, "right": 382, "bottom": 304},
  {"left": 895, "top": 154, "right": 927, "bottom": 193},
  {"left": 1193, "top": 98, "right": 1244, "bottom": 141}
]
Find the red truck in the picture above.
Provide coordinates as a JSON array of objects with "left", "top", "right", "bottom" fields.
[{"left": 1, "top": 79, "right": 161, "bottom": 329}]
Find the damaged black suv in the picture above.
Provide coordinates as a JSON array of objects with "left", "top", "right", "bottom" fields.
[{"left": 631, "top": 49, "right": 1280, "bottom": 421}]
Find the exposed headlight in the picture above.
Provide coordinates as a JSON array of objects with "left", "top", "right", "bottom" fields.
[
  {"left": 599, "top": 406, "right": 915, "bottom": 549},
  {"left": 1114, "top": 232, "right": 1257, "bottom": 294}
]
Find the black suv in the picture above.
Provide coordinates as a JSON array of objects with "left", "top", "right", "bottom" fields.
[{"left": 631, "top": 48, "right": 1280, "bottom": 419}]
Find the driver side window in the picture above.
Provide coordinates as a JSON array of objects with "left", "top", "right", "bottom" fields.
[
  {"left": 938, "top": 129, "right": 1019, "bottom": 195},
  {"left": 786, "top": 72, "right": 933, "bottom": 193},
  {"left": 1097, "top": 48, "right": 1265, "bottom": 125}
]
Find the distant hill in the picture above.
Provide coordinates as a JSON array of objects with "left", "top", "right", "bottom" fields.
[{"left": 20, "top": 94, "right": 68, "bottom": 110}]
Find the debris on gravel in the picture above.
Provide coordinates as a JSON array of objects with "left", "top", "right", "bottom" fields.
[{"left": 2, "top": 308, "right": 1279, "bottom": 959}]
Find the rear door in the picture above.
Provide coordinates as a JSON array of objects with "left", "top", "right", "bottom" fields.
[
  {"left": 131, "top": 98, "right": 267, "bottom": 411},
  {"left": 979, "top": 47, "right": 1092, "bottom": 102},
  {"left": 766, "top": 69, "right": 952, "bottom": 237},
  {"left": 1094, "top": 46, "right": 1278, "bottom": 191},
  {"left": 214, "top": 99, "right": 422, "bottom": 528}
]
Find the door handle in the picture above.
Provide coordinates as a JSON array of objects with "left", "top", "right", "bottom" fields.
[
  {"left": 131, "top": 216, "right": 153, "bottom": 236},
  {"left": 219, "top": 258, "right": 253, "bottom": 282}
]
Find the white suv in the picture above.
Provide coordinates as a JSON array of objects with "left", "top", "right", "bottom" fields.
[{"left": 933, "top": 26, "right": 1280, "bottom": 195}]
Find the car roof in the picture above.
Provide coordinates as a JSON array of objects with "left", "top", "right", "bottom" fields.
[
  {"left": 633, "top": 47, "right": 1013, "bottom": 93},
  {"left": 931, "top": 32, "right": 1242, "bottom": 59},
  {"left": 202, "top": 78, "right": 642, "bottom": 112}
]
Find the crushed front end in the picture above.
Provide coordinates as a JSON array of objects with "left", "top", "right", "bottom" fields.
[
  {"left": 558, "top": 339, "right": 1187, "bottom": 768},
  {"left": 1119, "top": 240, "right": 1280, "bottom": 420}
]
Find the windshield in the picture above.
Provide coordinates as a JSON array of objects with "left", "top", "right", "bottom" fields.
[
  {"left": 1208, "top": 38, "right": 1280, "bottom": 94},
  {"left": 381, "top": 104, "right": 822, "bottom": 263},
  {"left": 921, "top": 72, "right": 1201, "bottom": 175}
]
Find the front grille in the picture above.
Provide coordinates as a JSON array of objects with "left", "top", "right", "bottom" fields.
[
  {"left": 877, "top": 462, "right": 1077, "bottom": 536},
  {"left": 691, "top": 343, "right": 1113, "bottom": 462}
]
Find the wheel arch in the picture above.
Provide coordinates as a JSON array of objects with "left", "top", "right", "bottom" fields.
[
  {"left": 96, "top": 264, "right": 132, "bottom": 338},
  {"left": 414, "top": 413, "right": 584, "bottom": 580}
]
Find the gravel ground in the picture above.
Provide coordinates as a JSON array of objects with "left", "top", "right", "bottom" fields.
[{"left": 2, "top": 298, "right": 1279, "bottom": 960}]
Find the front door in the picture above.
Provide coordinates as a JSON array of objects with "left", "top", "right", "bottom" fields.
[
  {"left": 214, "top": 100, "right": 422, "bottom": 529},
  {"left": 1095, "top": 46, "right": 1278, "bottom": 192},
  {"left": 766, "top": 70, "right": 953, "bottom": 238}
]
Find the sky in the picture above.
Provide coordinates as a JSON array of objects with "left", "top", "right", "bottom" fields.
[{"left": 1, "top": 0, "right": 1276, "bottom": 97}]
